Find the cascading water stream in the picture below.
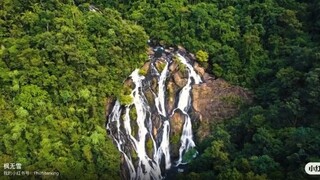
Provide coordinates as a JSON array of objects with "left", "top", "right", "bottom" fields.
[
  {"left": 172, "top": 54, "right": 202, "bottom": 166},
  {"left": 153, "top": 60, "right": 172, "bottom": 170},
  {"left": 130, "top": 70, "right": 162, "bottom": 180},
  {"left": 106, "top": 49, "right": 202, "bottom": 180},
  {"left": 107, "top": 101, "right": 137, "bottom": 179},
  {"left": 176, "top": 54, "right": 202, "bottom": 84},
  {"left": 158, "top": 62, "right": 169, "bottom": 116}
]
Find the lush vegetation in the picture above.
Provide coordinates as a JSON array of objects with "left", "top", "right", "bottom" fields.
[
  {"left": 0, "top": 1, "right": 148, "bottom": 179},
  {"left": 1, "top": 0, "right": 320, "bottom": 179}
]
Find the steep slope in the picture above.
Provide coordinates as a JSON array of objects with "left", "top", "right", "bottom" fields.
[{"left": 106, "top": 46, "right": 252, "bottom": 179}]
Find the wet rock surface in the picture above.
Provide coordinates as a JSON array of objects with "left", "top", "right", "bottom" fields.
[{"left": 106, "top": 46, "right": 253, "bottom": 179}]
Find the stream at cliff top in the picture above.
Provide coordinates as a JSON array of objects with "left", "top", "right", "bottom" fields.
[{"left": 106, "top": 48, "right": 202, "bottom": 180}]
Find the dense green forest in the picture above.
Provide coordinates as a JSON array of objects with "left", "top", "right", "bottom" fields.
[
  {"left": 1, "top": 0, "right": 320, "bottom": 179},
  {"left": 0, "top": 1, "right": 148, "bottom": 179}
]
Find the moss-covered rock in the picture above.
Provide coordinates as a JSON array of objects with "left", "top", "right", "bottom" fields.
[
  {"left": 146, "top": 137, "right": 154, "bottom": 158},
  {"left": 166, "top": 82, "right": 177, "bottom": 113},
  {"left": 129, "top": 106, "right": 137, "bottom": 121},
  {"left": 129, "top": 106, "right": 138, "bottom": 138},
  {"left": 155, "top": 59, "right": 166, "bottom": 72},
  {"left": 173, "top": 55, "right": 188, "bottom": 76},
  {"left": 169, "top": 133, "right": 181, "bottom": 159},
  {"left": 144, "top": 89, "right": 155, "bottom": 107},
  {"left": 170, "top": 110, "right": 184, "bottom": 158},
  {"left": 139, "top": 62, "right": 150, "bottom": 76}
]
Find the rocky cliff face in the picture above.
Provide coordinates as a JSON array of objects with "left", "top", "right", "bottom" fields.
[
  {"left": 191, "top": 77, "right": 252, "bottom": 141},
  {"left": 105, "top": 46, "right": 252, "bottom": 179},
  {"left": 145, "top": 47, "right": 252, "bottom": 142}
]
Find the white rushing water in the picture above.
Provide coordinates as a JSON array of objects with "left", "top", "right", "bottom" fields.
[
  {"left": 107, "top": 101, "right": 137, "bottom": 179},
  {"left": 158, "top": 62, "right": 169, "bottom": 116},
  {"left": 107, "top": 51, "right": 202, "bottom": 180},
  {"left": 130, "top": 69, "right": 162, "bottom": 180},
  {"left": 153, "top": 60, "right": 172, "bottom": 171},
  {"left": 173, "top": 54, "right": 202, "bottom": 166}
]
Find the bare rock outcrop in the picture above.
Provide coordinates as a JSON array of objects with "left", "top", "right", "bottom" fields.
[
  {"left": 169, "top": 109, "right": 184, "bottom": 158},
  {"left": 192, "top": 78, "right": 252, "bottom": 141}
]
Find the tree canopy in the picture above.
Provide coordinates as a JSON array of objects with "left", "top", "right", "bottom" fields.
[
  {"left": 1, "top": 0, "right": 320, "bottom": 179},
  {"left": 0, "top": 1, "right": 148, "bottom": 179}
]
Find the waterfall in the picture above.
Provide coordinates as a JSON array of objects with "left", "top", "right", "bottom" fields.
[
  {"left": 107, "top": 101, "right": 137, "bottom": 179},
  {"left": 153, "top": 61, "right": 172, "bottom": 170},
  {"left": 106, "top": 49, "right": 202, "bottom": 180},
  {"left": 173, "top": 54, "right": 202, "bottom": 166}
]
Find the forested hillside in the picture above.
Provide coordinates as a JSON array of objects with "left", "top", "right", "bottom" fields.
[
  {"left": 0, "top": 1, "right": 148, "bottom": 179},
  {"left": 1, "top": 0, "right": 320, "bottom": 179}
]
